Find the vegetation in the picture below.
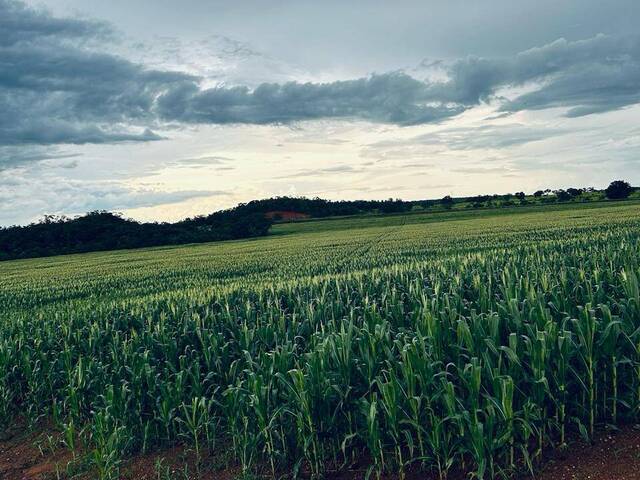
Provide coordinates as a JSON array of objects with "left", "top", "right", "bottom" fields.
[
  {"left": 2, "top": 201, "right": 640, "bottom": 479},
  {"left": 605, "top": 180, "right": 633, "bottom": 200},
  {"left": 229, "top": 181, "right": 637, "bottom": 218},
  {"left": 0, "top": 208, "right": 272, "bottom": 261},
  {"left": 0, "top": 180, "right": 636, "bottom": 261}
]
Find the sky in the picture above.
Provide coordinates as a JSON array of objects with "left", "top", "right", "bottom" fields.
[{"left": 1, "top": 0, "right": 639, "bottom": 225}]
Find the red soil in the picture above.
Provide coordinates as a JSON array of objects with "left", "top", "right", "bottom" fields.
[
  {"left": 537, "top": 426, "right": 640, "bottom": 480},
  {"left": 2, "top": 423, "right": 639, "bottom": 479},
  {"left": 0, "top": 422, "right": 74, "bottom": 480},
  {"left": 264, "top": 210, "right": 310, "bottom": 221},
  {"left": 119, "top": 446, "right": 240, "bottom": 480}
]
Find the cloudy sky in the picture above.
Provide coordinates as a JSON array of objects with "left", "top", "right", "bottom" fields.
[{"left": 1, "top": 0, "right": 639, "bottom": 225}]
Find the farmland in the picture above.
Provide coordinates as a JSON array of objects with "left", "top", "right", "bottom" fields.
[{"left": 2, "top": 201, "right": 640, "bottom": 479}]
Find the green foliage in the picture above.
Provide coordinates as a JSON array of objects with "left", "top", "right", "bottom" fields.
[
  {"left": 605, "top": 180, "right": 633, "bottom": 200},
  {"left": 0, "top": 209, "right": 273, "bottom": 261},
  {"left": 2, "top": 202, "right": 640, "bottom": 478}
]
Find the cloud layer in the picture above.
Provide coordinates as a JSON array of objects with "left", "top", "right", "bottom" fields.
[
  {"left": 0, "top": 0, "right": 190, "bottom": 148},
  {"left": 1, "top": 0, "right": 639, "bottom": 153},
  {"left": 155, "top": 74, "right": 466, "bottom": 125}
]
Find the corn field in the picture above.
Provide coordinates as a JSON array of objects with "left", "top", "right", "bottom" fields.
[{"left": 1, "top": 203, "right": 640, "bottom": 479}]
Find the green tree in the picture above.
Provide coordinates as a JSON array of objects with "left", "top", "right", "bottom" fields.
[
  {"left": 605, "top": 180, "right": 633, "bottom": 200},
  {"left": 440, "top": 195, "right": 454, "bottom": 209}
]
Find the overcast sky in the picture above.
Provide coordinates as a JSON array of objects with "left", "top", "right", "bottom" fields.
[{"left": 1, "top": 0, "right": 639, "bottom": 225}]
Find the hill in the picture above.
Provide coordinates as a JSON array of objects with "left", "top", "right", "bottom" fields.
[{"left": 0, "top": 180, "right": 636, "bottom": 261}]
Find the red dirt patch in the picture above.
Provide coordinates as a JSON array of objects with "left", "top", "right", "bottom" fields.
[
  {"left": 0, "top": 422, "right": 74, "bottom": 480},
  {"left": 264, "top": 210, "right": 310, "bottom": 221}
]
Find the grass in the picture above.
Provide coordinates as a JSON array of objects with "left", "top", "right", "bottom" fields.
[{"left": 1, "top": 200, "right": 640, "bottom": 479}]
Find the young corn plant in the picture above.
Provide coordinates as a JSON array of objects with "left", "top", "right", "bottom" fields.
[
  {"left": 573, "top": 305, "right": 597, "bottom": 438},
  {"left": 89, "top": 409, "right": 129, "bottom": 480}
]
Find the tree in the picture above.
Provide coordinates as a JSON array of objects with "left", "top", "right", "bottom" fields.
[
  {"left": 515, "top": 192, "right": 525, "bottom": 201},
  {"left": 555, "top": 189, "right": 571, "bottom": 202},
  {"left": 533, "top": 190, "right": 544, "bottom": 197},
  {"left": 605, "top": 180, "right": 633, "bottom": 200},
  {"left": 440, "top": 195, "right": 454, "bottom": 209},
  {"left": 468, "top": 195, "right": 490, "bottom": 203},
  {"left": 566, "top": 188, "right": 583, "bottom": 197}
]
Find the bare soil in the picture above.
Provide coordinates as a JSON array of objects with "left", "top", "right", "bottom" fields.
[
  {"left": 0, "top": 422, "right": 75, "bottom": 480},
  {"left": 2, "top": 423, "right": 639, "bottom": 479},
  {"left": 536, "top": 426, "right": 640, "bottom": 480}
]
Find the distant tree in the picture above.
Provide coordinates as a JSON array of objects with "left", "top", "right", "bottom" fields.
[
  {"left": 566, "top": 187, "right": 583, "bottom": 197},
  {"left": 605, "top": 180, "right": 633, "bottom": 200},
  {"left": 468, "top": 195, "right": 486, "bottom": 202},
  {"left": 533, "top": 190, "right": 544, "bottom": 197},
  {"left": 440, "top": 195, "right": 454, "bottom": 209},
  {"left": 515, "top": 191, "right": 526, "bottom": 201},
  {"left": 502, "top": 193, "right": 513, "bottom": 201},
  {"left": 555, "top": 189, "right": 571, "bottom": 202}
]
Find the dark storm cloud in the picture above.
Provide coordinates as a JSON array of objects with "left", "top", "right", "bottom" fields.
[
  {"left": 497, "top": 35, "right": 640, "bottom": 116},
  {"left": 2, "top": 0, "right": 640, "bottom": 160},
  {"left": 113, "top": 32, "right": 640, "bottom": 126},
  {"left": 0, "top": 0, "right": 466, "bottom": 151},
  {"left": 0, "top": 0, "right": 191, "bottom": 149},
  {"left": 0, "top": 0, "right": 111, "bottom": 46},
  {"left": 155, "top": 74, "right": 466, "bottom": 125},
  {"left": 423, "top": 34, "right": 640, "bottom": 116},
  {"left": 0, "top": 121, "right": 164, "bottom": 146},
  {"left": 162, "top": 34, "right": 640, "bottom": 127}
]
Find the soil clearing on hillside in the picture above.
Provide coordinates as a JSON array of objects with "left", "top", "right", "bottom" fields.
[{"left": 2, "top": 423, "right": 639, "bottom": 480}]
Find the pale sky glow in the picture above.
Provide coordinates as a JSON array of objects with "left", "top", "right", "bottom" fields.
[{"left": 1, "top": 0, "right": 639, "bottom": 225}]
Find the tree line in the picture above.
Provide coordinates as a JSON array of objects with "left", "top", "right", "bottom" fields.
[
  {"left": 442, "top": 180, "right": 634, "bottom": 208},
  {"left": 0, "top": 180, "right": 634, "bottom": 261},
  {"left": 0, "top": 208, "right": 272, "bottom": 261}
]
